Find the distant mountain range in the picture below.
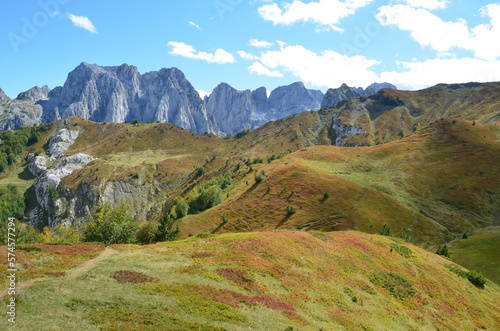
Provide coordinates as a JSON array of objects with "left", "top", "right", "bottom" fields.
[{"left": 0, "top": 62, "right": 395, "bottom": 133}]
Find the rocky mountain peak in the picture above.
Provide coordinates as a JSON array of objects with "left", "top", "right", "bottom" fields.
[
  {"left": 16, "top": 85, "right": 51, "bottom": 102},
  {"left": 321, "top": 82, "right": 397, "bottom": 109}
]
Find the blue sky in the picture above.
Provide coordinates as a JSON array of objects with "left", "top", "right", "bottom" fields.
[{"left": 1, "top": 0, "right": 499, "bottom": 98}]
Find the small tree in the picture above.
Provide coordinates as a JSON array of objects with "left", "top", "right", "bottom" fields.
[
  {"left": 156, "top": 214, "right": 179, "bottom": 242},
  {"left": 286, "top": 206, "right": 296, "bottom": 216},
  {"left": 173, "top": 197, "right": 189, "bottom": 219},
  {"left": 436, "top": 244, "right": 450, "bottom": 258},
  {"left": 136, "top": 221, "right": 159, "bottom": 245},
  {"left": 83, "top": 203, "right": 138, "bottom": 245}
]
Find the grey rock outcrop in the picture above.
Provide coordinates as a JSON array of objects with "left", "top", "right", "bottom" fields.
[
  {"left": 321, "top": 82, "right": 397, "bottom": 109},
  {"left": 16, "top": 85, "right": 50, "bottom": 102},
  {"left": 27, "top": 129, "right": 94, "bottom": 228},
  {"left": 0, "top": 89, "right": 43, "bottom": 130},
  {"left": 331, "top": 114, "right": 366, "bottom": 147},
  {"left": 27, "top": 154, "right": 47, "bottom": 177},
  {"left": 48, "top": 129, "right": 80, "bottom": 160}
]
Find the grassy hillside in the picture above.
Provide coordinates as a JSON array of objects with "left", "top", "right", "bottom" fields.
[
  {"left": 449, "top": 226, "right": 500, "bottom": 285},
  {"left": 180, "top": 118, "right": 500, "bottom": 248},
  {"left": 1, "top": 231, "right": 499, "bottom": 330},
  {"left": 324, "top": 82, "right": 500, "bottom": 146}
]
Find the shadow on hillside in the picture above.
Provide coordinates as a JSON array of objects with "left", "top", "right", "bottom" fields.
[
  {"left": 211, "top": 222, "right": 225, "bottom": 234},
  {"left": 239, "top": 182, "right": 259, "bottom": 200},
  {"left": 18, "top": 165, "right": 36, "bottom": 181},
  {"left": 275, "top": 215, "right": 292, "bottom": 229}
]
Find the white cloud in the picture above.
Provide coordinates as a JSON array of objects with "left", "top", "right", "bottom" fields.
[
  {"left": 249, "top": 39, "right": 273, "bottom": 48},
  {"left": 258, "top": 0, "right": 373, "bottom": 31},
  {"left": 189, "top": 21, "right": 201, "bottom": 30},
  {"left": 248, "top": 62, "right": 284, "bottom": 77},
  {"left": 380, "top": 57, "right": 500, "bottom": 90},
  {"left": 243, "top": 43, "right": 500, "bottom": 91},
  {"left": 67, "top": 13, "right": 98, "bottom": 34},
  {"left": 376, "top": 5, "right": 470, "bottom": 53},
  {"left": 255, "top": 45, "right": 380, "bottom": 87},
  {"left": 237, "top": 51, "right": 260, "bottom": 61},
  {"left": 376, "top": 4, "right": 500, "bottom": 60},
  {"left": 276, "top": 40, "right": 287, "bottom": 47},
  {"left": 471, "top": 4, "right": 500, "bottom": 61},
  {"left": 398, "top": 0, "right": 448, "bottom": 10},
  {"left": 197, "top": 90, "right": 211, "bottom": 99},
  {"left": 167, "top": 42, "right": 236, "bottom": 64}
]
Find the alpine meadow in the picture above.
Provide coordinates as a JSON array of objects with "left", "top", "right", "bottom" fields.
[{"left": 1, "top": 0, "right": 500, "bottom": 330}]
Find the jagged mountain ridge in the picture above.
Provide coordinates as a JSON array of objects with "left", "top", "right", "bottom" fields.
[
  {"left": 0, "top": 87, "right": 43, "bottom": 130},
  {"left": 320, "top": 82, "right": 397, "bottom": 109},
  {"left": 38, "top": 63, "right": 216, "bottom": 135},
  {"left": 0, "top": 62, "right": 394, "bottom": 134}
]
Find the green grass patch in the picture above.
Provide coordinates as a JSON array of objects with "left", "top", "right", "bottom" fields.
[
  {"left": 448, "top": 226, "right": 500, "bottom": 284},
  {"left": 370, "top": 271, "right": 417, "bottom": 300}
]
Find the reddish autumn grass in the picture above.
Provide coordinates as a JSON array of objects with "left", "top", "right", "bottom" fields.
[
  {"left": 110, "top": 270, "right": 159, "bottom": 284},
  {"left": 0, "top": 244, "right": 104, "bottom": 286},
  {"left": 196, "top": 285, "right": 295, "bottom": 312}
]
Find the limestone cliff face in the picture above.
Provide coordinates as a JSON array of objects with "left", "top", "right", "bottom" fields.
[
  {"left": 0, "top": 88, "right": 43, "bottom": 130},
  {"left": 205, "top": 81, "right": 324, "bottom": 133},
  {"left": 205, "top": 83, "right": 255, "bottom": 134},
  {"left": 38, "top": 63, "right": 216, "bottom": 134},
  {"left": 266, "top": 82, "right": 322, "bottom": 120},
  {"left": 26, "top": 127, "right": 169, "bottom": 228},
  {"left": 26, "top": 129, "right": 94, "bottom": 228}
]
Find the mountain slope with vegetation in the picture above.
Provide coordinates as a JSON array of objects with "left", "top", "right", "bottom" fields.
[
  {"left": 1, "top": 231, "right": 499, "bottom": 330},
  {"left": 180, "top": 118, "right": 500, "bottom": 248}
]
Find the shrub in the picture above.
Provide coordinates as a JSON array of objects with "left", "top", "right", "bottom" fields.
[
  {"left": 436, "top": 244, "right": 450, "bottom": 258},
  {"left": 8, "top": 221, "right": 40, "bottom": 244},
  {"left": 462, "top": 232, "right": 468, "bottom": 239},
  {"left": 370, "top": 271, "right": 416, "bottom": 300},
  {"left": 379, "top": 223, "right": 391, "bottom": 236},
  {"left": 235, "top": 128, "right": 251, "bottom": 139},
  {"left": 286, "top": 206, "right": 296, "bottom": 216},
  {"left": 189, "top": 186, "right": 223, "bottom": 213},
  {"left": 323, "top": 192, "right": 330, "bottom": 200},
  {"left": 17, "top": 244, "right": 42, "bottom": 252},
  {"left": 255, "top": 173, "right": 266, "bottom": 184},
  {"left": 136, "top": 221, "right": 159, "bottom": 245},
  {"left": 51, "top": 224, "right": 81, "bottom": 245},
  {"left": 196, "top": 232, "right": 215, "bottom": 239},
  {"left": 0, "top": 185, "right": 25, "bottom": 224},
  {"left": 39, "top": 226, "right": 54, "bottom": 244},
  {"left": 173, "top": 197, "right": 189, "bottom": 219},
  {"left": 467, "top": 270, "right": 486, "bottom": 287},
  {"left": 83, "top": 204, "right": 138, "bottom": 245}
]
